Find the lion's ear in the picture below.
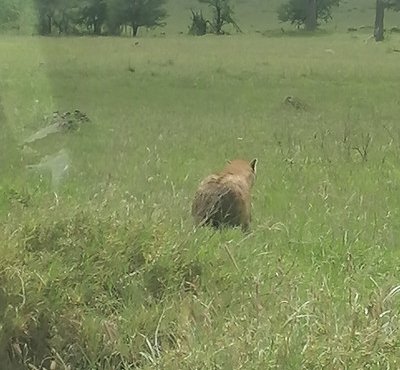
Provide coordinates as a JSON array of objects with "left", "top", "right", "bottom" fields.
[{"left": 250, "top": 158, "right": 257, "bottom": 173}]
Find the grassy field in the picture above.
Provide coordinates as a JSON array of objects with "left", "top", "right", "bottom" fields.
[{"left": 2, "top": 10, "right": 400, "bottom": 370}]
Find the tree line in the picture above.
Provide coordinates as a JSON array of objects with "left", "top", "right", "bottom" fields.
[
  {"left": 279, "top": 0, "right": 400, "bottom": 41},
  {"left": 33, "top": 0, "right": 167, "bottom": 36},
  {"left": 0, "top": 0, "right": 399, "bottom": 41}
]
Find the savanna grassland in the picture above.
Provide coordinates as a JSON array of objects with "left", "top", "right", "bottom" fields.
[{"left": 2, "top": 1, "right": 400, "bottom": 369}]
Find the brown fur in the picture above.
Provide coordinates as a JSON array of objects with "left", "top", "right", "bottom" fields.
[{"left": 191, "top": 159, "right": 257, "bottom": 232}]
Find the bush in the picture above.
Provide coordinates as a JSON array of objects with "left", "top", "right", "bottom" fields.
[
  {"left": 188, "top": 10, "right": 207, "bottom": 36},
  {"left": 278, "top": 0, "right": 340, "bottom": 30}
]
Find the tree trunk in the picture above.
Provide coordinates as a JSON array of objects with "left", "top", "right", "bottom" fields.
[
  {"left": 47, "top": 15, "right": 52, "bottom": 34},
  {"left": 305, "top": 0, "right": 317, "bottom": 31},
  {"left": 215, "top": 5, "right": 222, "bottom": 34},
  {"left": 374, "top": 0, "right": 385, "bottom": 41},
  {"left": 94, "top": 19, "right": 101, "bottom": 35},
  {"left": 132, "top": 24, "right": 139, "bottom": 37}
]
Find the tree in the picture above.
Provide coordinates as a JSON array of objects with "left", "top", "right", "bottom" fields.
[
  {"left": 79, "top": 0, "right": 107, "bottom": 35},
  {"left": 0, "top": 0, "right": 20, "bottom": 29},
  {"left": 34, "top": 0, "right": 55, "bottom": 34},
  {"left": 374, "top": 0, "right": 385, "bottom": 41},
  {"left": 374, "top": 0, "right": 400, "bottom": 41},
  {"left": 188, "top": 10, "right": 207, "bottom": 36},
  {"left": 51, "top": 1, "right": 80, "bottom": 34},
  {"left": 106, "top": 0, "right": 167, "bottom": 37},
  {"left": 305, "top": 0, "right": 317, "bottom": 31},
  {"left": 278, "top": 0, "right": 340, "bottom": 31},
  {"left": 198, "top": 0, "right": 241, "bottom": 34},
  {"left": 34, "top": 0, "right": 80, "bottom": 35}
]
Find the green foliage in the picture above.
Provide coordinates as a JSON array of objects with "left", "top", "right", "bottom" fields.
[
  {"left": 278, "top": 0, "right": 340, "bottom": 28},
  {"left": 385, "top": 0, "right": 400, "bottom": 10},
  {"left": 52, "top": 0, "right": 81, "bottom": 34},
  {"left": 33, "top": 0, "right": 51, "bottom": 34},
  {"left": 79, "top": 0, "right": 107, "bottom": 35},
  {"left": 106, "top": 0, "right": 167, "bottom": 36},
  {"left": 33, "top": 0, "right": 166, "bottom": 36},
  {"left": 34, "top": 0, "right": 81, "bottom": 35},
  {"left": 0, "top": 0, "right": 20, "bottom": 29}
]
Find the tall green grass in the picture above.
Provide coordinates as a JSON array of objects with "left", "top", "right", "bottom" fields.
[{"left": 2, "top": 30, "right": 400, "bottom": 368}]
